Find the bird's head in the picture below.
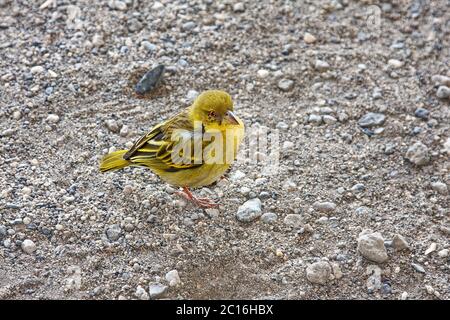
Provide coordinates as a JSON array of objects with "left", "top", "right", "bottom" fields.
[{"left": 190, "top": 90, "right": 240, "bottom": 128}]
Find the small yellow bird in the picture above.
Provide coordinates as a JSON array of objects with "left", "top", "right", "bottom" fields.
[{"left": 99, "top": 90, "right": 245, "bottom": 208}]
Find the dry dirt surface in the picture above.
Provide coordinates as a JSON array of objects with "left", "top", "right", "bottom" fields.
[{"left": 0, "top": 0, "right": 449, "bottom": 300}]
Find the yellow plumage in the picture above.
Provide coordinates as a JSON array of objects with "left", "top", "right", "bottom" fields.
[{"left": 99, "top": 90, "right": 244, "bottom": 206}]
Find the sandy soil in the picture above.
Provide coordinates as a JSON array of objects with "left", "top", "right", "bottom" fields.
[{"left": 0, "top": 0, "right": 449, "bottom": 300}]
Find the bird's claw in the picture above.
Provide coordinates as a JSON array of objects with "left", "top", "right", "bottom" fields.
[
  {"left": 176, "top": 188, "right": 219, "bottom": 209},
  {"left": 193, "top": 197, "right": 219, "bottom": 208}
]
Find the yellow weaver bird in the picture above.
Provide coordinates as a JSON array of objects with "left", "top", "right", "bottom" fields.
[{"left": 99, "top": 90, "right": 245, "bottom": 208}]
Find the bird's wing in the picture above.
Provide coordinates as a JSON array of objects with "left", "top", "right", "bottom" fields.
[{"left": 124, "top": 111, "right": 207, "bottom": 171}]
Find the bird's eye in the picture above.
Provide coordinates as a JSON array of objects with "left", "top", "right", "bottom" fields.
[{"left": 208, "top": 111, "right": 216, "bottom": 118}]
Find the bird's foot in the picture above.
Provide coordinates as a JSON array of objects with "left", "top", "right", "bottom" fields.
[{"left": 176, "top": 187, "right": 219, "bottom": 209}]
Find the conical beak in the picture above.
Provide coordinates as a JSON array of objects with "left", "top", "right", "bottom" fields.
[{"left": 225, "top": 111, "right": 239, "bottom": 125}]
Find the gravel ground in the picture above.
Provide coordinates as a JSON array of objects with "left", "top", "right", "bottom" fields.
[{"left": 0, "top": 0, "right": 449, "bottom": 300}]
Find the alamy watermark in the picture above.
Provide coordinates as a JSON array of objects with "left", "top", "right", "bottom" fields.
[{"left": 170, "top": 121, "right": 280, "bottom": 175}]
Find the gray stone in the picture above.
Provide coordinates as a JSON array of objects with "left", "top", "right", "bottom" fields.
[
  {"left": 261, "top": 212, "right": 277, "bottom": 224},
  {"left": 312, "top": 201, "right": 336, "bottom": 213},
  {"left": 0, "top": 225, "right": 6, "bottom": 238},
  {"left": 366, "top": 265, "right": 382, "bottom": 293},
  {"left": 392, "top": 234, "right": 410, "bottom": 251},
  {"left": 411, "top": 263, "right": 425, "bottom": 273},
  {"left": 141, "top": 41, "right": 156, "bottom": 52},
  {"left": 165, "top": 270, "right": 181, "bottom": 286},
  {"left": 149, "top": 283, "right": 168, "bottom": 299},
  {"left": 135, "top": 285, "right": 149, "bottom": 300},
  {"left": 277, "top": 79, "right": 294, "bottom": 92},
  {"left": 431, "top": 75, "right": 450, "bottom": 86},
  {"left": 30, "top": 66, "right": 45, "bottom": 74},
  {"left": 358, "top": 113, "right": 385, "bottom": 127},
  {"left": 306, "top": 261, "right": 332, "bottom": 285},
  {"left": 233, "top": 2, "right": 245, "bottom": 12},
  {"left": 436, "top": 86, "right": 450, "bottom": 99},
  {"left": 315, "top": 59, "right": 330, "bottom": 72},
  {"left": 106, "top": 224, "right": 121, "bottom": 241},
  {"left": 323, "top": 115, "right": 337, "bottom": 124},
  {"left": 21, "top": 239, "right": 36, "bottom": 254},
  {"left": 283, "top": 214, "right": 302, "bottom": 228},
  {"left": 46, "top": 114, "right": 60, "bottom": 123},
  {"left": 308, "top": 114, "right": 322, "bottom": 125},
  {"left": 182, "top": 21, "right": 196, "bottom": 31},
  {"left": 357, "top": 230, "right": 388, "bottom": 263},
  {"left": 236, "top": 198, "right": 262, "bottom": 222},
  {"left": 414, "top": 108, "right": 429, "bottom": 119},
  {"left": 431, "top": 182, "right": 447, "bottom": 195},
  {"left": 405, "top": 141, "right": 430, "bottom": 166},
  {"left": 105, "top": 119, "right": 119, "bottom": 133}
]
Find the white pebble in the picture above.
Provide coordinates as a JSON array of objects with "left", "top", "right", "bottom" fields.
[
  {"left": 312, "top": 201, "right": 336, "bottom": 213},
  {"left": 165, "top": 270, "right": 181, "bottom": 286},
  {"left": 303, "top": 32, "right": 317, "bottom": 44},
  {"left": 388, "top": 59, "right": 403, "bottom": 68},
  {"left": 424, "top": 242, "right": 437, "bottom": 255},
  {"left": 30, "top": 66, "right": 45, "bottom": 74},
  {"left": 46, "top": 114, "right": 60, "bottom": 123},
  {"left": 315, "top": 59, "right": 330, "bottom": 72},
  {"left": 431, "top": 182, "right": 447, "bottom": 194},
  {"left": 437, "top": 249, "right": 448, "bottom": 258},
  {"left": 436, "top": 86, "right": 450, "bottom": 99},
  {"left": 257, "top": 69, "right": 269, "bottom": 78},
  {"left": 21, "top": 239, "right": 37, "bottom": 254}
]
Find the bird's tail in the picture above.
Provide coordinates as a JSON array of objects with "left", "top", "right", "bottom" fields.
[{"left": 99, "top": 150, "right": 130, "bottom": 172}]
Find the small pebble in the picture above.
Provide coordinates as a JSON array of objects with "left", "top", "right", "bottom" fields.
[
  {"left": 21, "top": 239, "right": 36, "bottom": 254},
  {"left": 30, "top": 66, "right": 45, "bottom": 74},
  {"left": 135, "top": 65, "right": 165, "bottom": 95},
  {"left": 431, "top": 182, "right": 447, "bottom": 195},
  {"left": 277, "top": 79, "right": 294, "bottom": 92},
  {"left": 257, "top": 69, "right": 269, "bottom": 78},
  {"left": 182, "top": 21, "right": 196, "bottom": 31},
  {"left": 306, "top": 261, "right": 331, "bottom": 285},
  {"left": 431, "top": 75, "right": 450, "bottom": 86},
  {"left": 233, "top": 2, "right": 245, "bottom": 13},
  {"left": 106, "top": 224, "right": 121, "bottom": 241},
  {"left": 323, "top": 115, "right": 337, "bottom": 124},
  {"left": 149, "top": 283, "right": 167, "bottom": 299},
  {"left": 312, "top": 201, "right": 336, "bottom": 213},
  {"left": 46, "top": 114, "right": 60, "bottom": 123},
  {"left": 119, "top": 125, "right": 129, "bottom": 137},
  {"left": 414, "top": 108, "right": 429, "bottom": 119},
  {"left": 308, "top": 114, "right": 322, "bottom": 125},
  {"left": 357, "top": 230, "right": 388, "bottom": 263},
  {"left": 165, "top": 270, "right": 181, "bottom": 286},
  {"left": 392, "top": 234, "right": 409, "bottom": 251},
  {"left": 261, "top": 212, "right": 277, "bottom": 224},
  {"left": 141, "top": 41, "right": 156, "bottom": 52},
  {"left": 135, "top": 285, "right": 149, "bottom": 300},
  {"left": 424, "top": 242, "right": 437, "bottom": 255},
  {"left": 105, "top": 119, "right": 119, "bottom": 133},
  {"left": 436, "top": 86, "right": 450, "bottom": 99},
  {"left": 314, "top": 59, "right": 330, "bottom": 72},
  {"left": 411, "top": 263, "right": 425, "bottom": 273},
  {"left": 303, "top": 32, "right": 316, "bottom": 44},
  {"left": 405, "top": 141, "right": 430, "bottom": 166},
  {"left": 12, "top": 111, "right": 21, "bottom": 120},
  {"left": 388, "top": 59, "right": 403, "bottom": 68},
  {"left": 283, "top": 214, "right": 302, "bottom": 228},
  {"left": 358, "top": 113, "right": 385, "bottom": 128},
  {"left": 351, "top": 183, "right": 365, "bottom": 193},
  {"left": 236, "top": 198, "right": 262, "bottom": 222},
  {"left": 437, "top": 249, "right": 448, "bottom": 258}
]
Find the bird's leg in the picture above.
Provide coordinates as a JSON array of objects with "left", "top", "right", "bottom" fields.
[{"left": 176, "top": 186, "right": 219, "bottom": 208}]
